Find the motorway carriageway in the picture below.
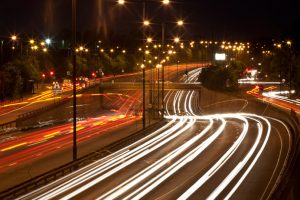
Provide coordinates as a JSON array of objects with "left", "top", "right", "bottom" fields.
[
  {"left": 0, "top": 91, "right": 142, "bottom": 172},
  {"left": 18, "top": 68, "right": 291, "bottom": 200},
  {"left": 247, "top": 85, "right": 300, "bottom": 114}
]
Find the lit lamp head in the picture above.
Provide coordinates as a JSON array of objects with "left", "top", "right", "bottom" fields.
[
  {"left": 143, "top": 20, "right": 150, "bottom": 26},
  {"left": 162, "top": 0, "right": 170, "bottom": 5},
  {"left": 146, "top": 37, "right": 153, "bottom": 43},
  {"left": 118, "top": 0, "right": 125, "bottom": 5},
  {"left": 177, "top": 20, "right": 184, "bottom": 26},
  {"left": 174, "top": 37, "right": 180, "bottom": 43},
  {"left": 45, "top": 38, "right": 51, "bottom": 45},
  {"left": 11, "top": 35, "right": 17, "bottom": 41}
]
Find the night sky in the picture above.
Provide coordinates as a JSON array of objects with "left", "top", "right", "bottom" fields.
[{"left": 0, "top": 0, "right": 299, "bottom": 41}]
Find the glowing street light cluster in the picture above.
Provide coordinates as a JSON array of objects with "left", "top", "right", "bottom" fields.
[{"left": 76, "top": 46, "right": 89, "bottom": 53}]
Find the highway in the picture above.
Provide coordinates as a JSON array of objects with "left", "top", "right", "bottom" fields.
[
  {"left": 17, "top": 68, "right": 292, "bottom": 200},
  {"left": 0, "top": 63, "right": 202, "bottom": 191},
  {"left": 0, "top": 91, "right": 142, "bottom": 191},
  {"left": 0, "top": 63, "right": 203, "bottom": 126},
  {"left": 247, "top": 85, "right": 300, "bottom": 114}
]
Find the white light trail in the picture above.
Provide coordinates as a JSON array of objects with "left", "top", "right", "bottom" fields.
[{"left": 18, "top": 67, "right": 287, "bottom": 200}]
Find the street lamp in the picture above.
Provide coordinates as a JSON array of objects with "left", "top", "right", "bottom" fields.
[
  {"left": 29, "top": 39, "right": 35, "bottom": 45},
  {"left": 72, "top": 0, "right": 77, "bottom": 161},
  {"left": 161, "top": 0, "right": 171, "bottom": 119},
  {"left": 118, "top": 0, "right": 125, "bottom": 5},
  {"left": 156, "top": 63, "right": 162, "bottom": 118},
  {"left": 146, "top": 37, "right": 153, "bottom": 43},
  {"left": 11, "top": 35, "right": 17, "bottom": 41},
  {"left": 11, "top": 35, "right": 17, "bottom": 55},
  {"left": 141, "top": 63, "right": 146, "bottom": 129},
  {"left": 45, "top": 38, "right": 51, "bottom": 45},
  {"left": 177, "top": 20, "right": 184, "bottom": 26},
  {"left": 143, "top": 20, "right": 150, "bottom": 26},
  {"left": 162, "top": 0, "right": 170, "bottom": 5},
  {"left": 174, "top": 37, "right": 180, "bottom": 43}
]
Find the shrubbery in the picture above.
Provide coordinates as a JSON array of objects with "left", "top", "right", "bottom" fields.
[{"left": 199, "top": 61, "right": 246, "bottom": 91}]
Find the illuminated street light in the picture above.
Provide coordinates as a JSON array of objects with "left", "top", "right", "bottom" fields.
[
  {"left": 122, "top": 50, "right": 126, "bottom": 53},
  {"left": 118, "top": 0, "right": 125, "bottom": 4},
  {"left": 162, "top": 0, "right": 170, "bottom": 5},
  {"left": 43, "top": 48, "right": 48, "bottom": 52},
  {"left": 146, "top": 37, "right": 153, "bottom": 43},
  {"left": 11, "top": 35, "right": 17, "bottom": 41},
  {"left": 174, "top": 37, "right": 180, "bottom": 43},
  {"left": 45, "top": 38, "right": 51, "bottom": 45},
  {"left": 145, "top": 50, "right": 150, "bottom": 55},
  {"left": 29, "top": 39, "right": 35, "bottom": 44},
  {"left": 177, "top": 20, "right": 184, "bottom": 26},
  {"left": 41, "top": 42, "right": 45, "bottom": 46},
  {"left": 143, "top": 20, "right": 150, "bottom": 26},
  {"left": 287, "top": 40, "right": 292, "bottom": 46}
]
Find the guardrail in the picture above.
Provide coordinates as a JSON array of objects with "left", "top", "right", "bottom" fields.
[
  {"left": 0, "top": 121, "right": 16, "bottom": 131},
  {"left": 17, "top": 97, "right": 70, "bottom": 122},
  {"left": 0, "top": 120, "right": 165, "bottom": 199},
  {"left": 0, "top": 98, "right": 71, "bottom": 134},
  {"left": 270, "top": 107, "right": 300, "bottom": 200}
]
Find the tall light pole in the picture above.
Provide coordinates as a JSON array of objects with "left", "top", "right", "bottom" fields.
[
  {"left": 0, "top": 40, "right": 3, "bottom": 65},
  {"left": 161, "top": 0, "right": 170, "bottom": 118},
  {"left": 142, "top": 0, "right": 146, "bottom": 129},
  {"left": 72, "top": 0, "right": 77, "bottom": 161},
  {"left": 287, "top": 40, "right": 292, "bottom": 98},
  {"left": 119, "top": 0, "right": 147, "bottom": 128},
  {"left": 161, "top": 22, "right": 165, "bottom": 119},
  {"left": 141, "top": 64, "right": 146, "bottom": 128},
  {"left": 156, "top": 64, "right": 161, "bottom": 118}
]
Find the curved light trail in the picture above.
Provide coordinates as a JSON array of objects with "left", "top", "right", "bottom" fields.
[
  {"left": 0, "top": 92, "right": 142, "bottom": 171},
  {"left": 17, "top": 68, "right": 291, "bottom": 200}
]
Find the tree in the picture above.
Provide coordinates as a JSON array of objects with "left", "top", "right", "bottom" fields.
[{"left": 2, "top": 56, "right": 41, "bottom": 99}]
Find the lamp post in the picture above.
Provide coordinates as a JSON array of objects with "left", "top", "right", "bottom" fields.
[
  {"left": 0, "top": 40, "right": 3, "bottom": 65},
  {"left": 161, "top": 22, "right": 165, "bottom": 118},
  {"left": 11, "top": 35, "right": 17, "bottom": 56},
  {"left": 156, "top": 64, "right": 161, "bottom": 118},
  {"left": 161, "top": 1, "right": 173, "bottom": 118},
  {"left": 141, "top": 64, "right": 146, "bottom": 128},
  {"left": 72, "top": 0, "right": 77, "bottom": 161},
  {"left": 142, "top": 0, "right": 146, "bottom": 129},
  {"left": 287, "top": 40, "right": 292, "bottom": 98},
  {"left": 119, "top": 0, "right": 147, "bottom": 128}
]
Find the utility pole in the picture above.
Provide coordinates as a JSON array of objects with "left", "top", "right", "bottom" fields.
[
  {"left": 161, "top": 22, "right": 165, "bottom": 119},
  {"left": 142, "top": 0, "right": 146, "bottom": 129},
  {"left": 72, "top": 0, "right": 77, "bottom": 161}
]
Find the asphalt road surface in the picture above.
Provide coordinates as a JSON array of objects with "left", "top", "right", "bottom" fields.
[{"left": 18, "top": 69, "right": 291, "bottom": 200}]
